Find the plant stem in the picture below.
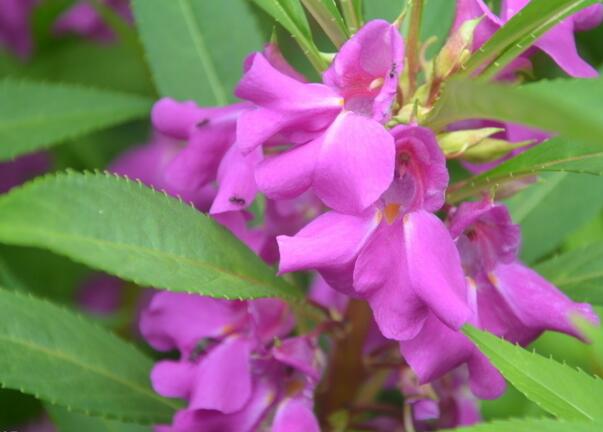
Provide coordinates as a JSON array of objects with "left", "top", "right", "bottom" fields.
[
  {"left": 301, "top": 0, "right": 349, "bottom": 47},
  {"left": 340, "top": 0, "right": 362, "bottom": 34},
  {"left": 316, "top": 299, "right": 373, "bottom": 419},
  {"left": 406, "top": 0, "right": 424, "bottom": 95}
]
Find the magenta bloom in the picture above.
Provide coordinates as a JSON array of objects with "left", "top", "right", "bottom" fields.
[
  {"left": 0, "top": 152, "right": 50, "bottom": 194},
  {"left": 453, "top": 0, "right": 602, "bottom": 77},
  {"left": 400, "top": 197, "right": 599, "bottom": 399},
  {"left": 449, "top": 197, "right": 599, "bottom": 344},
  {"left": 54, "top": 0, "right": 132, "bottom": 42},
  {"left": 278, "top": 126, "right": 469, "bottom": 341},
  {"left": 110, "top": 133, "right": 215, "bottom": 212},
  {"left": 0, "top": 0, "right": 37, "bottom": 59},
  {"left": 76, "top": 274, "right": 123, "bottom": 315},
  {"left": 141, "top": 291, "right": 322, "bottom": 432},
  {"left": 237, "top": 20, "right": 403, "bottom": 214}
]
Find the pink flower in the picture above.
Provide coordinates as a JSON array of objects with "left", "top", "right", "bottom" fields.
[
  {"left": 453, "top": 0, "right": 602, "bottom": 77},
  {"left": 141, "top": 291, "right": 322, "bottom": 432},
  {"left": 54, "top": 0, "right": 132, "bottom": 42},
  {"left": 278, "top": 126, "right": 470, "bottom": 341},
  {"left": 238, "top": 20, "right": 404, "bottom": 214},
  {"left": 0, "top": 0, "right": 37, "bottom": 59}
]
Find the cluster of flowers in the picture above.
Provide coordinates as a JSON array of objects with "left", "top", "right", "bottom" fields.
[
  {"left": 0, "top": 0, "right": 130, "bottom": 59},
  {"left": 1, "top": 1, "right": 602, "bottom": 431}
]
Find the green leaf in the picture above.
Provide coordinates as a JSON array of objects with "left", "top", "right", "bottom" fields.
[
  {"left": 535, "top": 242, "right": 603, "bottom": 305},
  {"left": 464, "top": 326, "right": 603, "bottom": 421},
  {"left": 132, "top": 0, "right": 264, "bottom": 104},
  {"left": 0, "top": 79, "right": 152, "bottom": 161},
  {"left": 452, "top": 418, "right": 603, "bottom": 432},
  {"left": 426, "top": 77, "right": 603, "bottom": 145},
  {"left": 505, "top": 173, "right": 603, "bottom": 263},
  {"left": 301, "top": 0, "right": 348, "bottom": 47},
  {"left": 0, "top": 288, "right": 177, "bottom": 423},
  {"left": 0, "top": 172, "right": 301, "bottom": 301},
  {"left": 462, "top": 0, "right": 598, "bottom": 78},
  {"left": 446, "top": 136, "right": 603, "bottom": 202},
  {"left": 47, "top": 405, "right": 149, "bottom": 432},
  {"left": 251, "top": 0, "right": 327, "bottom": 70}
]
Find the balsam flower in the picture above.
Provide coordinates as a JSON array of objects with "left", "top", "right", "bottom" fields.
[
  {"left": 453, "top": 0, "right": 602, "bottom": 77},
  {"left": 0, "top": 0, "right": 37, "bottom": 59},
  {"left": 238, "top": 20, "right": 403, "bottom": 214},
  {"left": 141, "top": 291, "right": 322, "bottom": 432},
  {"left": 278, "top": 125, "right": 470, "bottom": 341},
  {"left": 0, "top": 152, "right": 50, "bottom": 194},
  {"left": 54, "top": 0, "right": 132, "bottom": 42},
  {"left": 399, "top": 197, "right": 599, "bottom": 399},
  {"left": 450, "top": 197, "right": 599, "bottom": 343}
]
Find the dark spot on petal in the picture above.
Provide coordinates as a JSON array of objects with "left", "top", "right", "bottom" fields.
[
  {"left": 466, "top": 229, "right": 478, "bottom": 241},
  {"left": 389, "top": 62, "right": 397, "bottom": 79},
  {"left": 229, "top": 196, "right": 246, "bottom": 206},
  {"left": 196, "top": 118, "right": 210, "bottom": 128}
]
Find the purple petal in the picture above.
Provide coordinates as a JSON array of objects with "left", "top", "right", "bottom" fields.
[
  {"left": 151, "top": 360, "right": 195, "bottom": 399},
  {"left": 399, "top": 314, "right": 506, "bottom": 399},
  {"left": 389, "top": 125, "right": 449, "bottom": 212},
  {"left": 235, "top": 53, "right": 341, "bottom": 152},
  {"left": 210, "top": 146, "right": 261, "bottom": 214},
  {"left": 190, "top": 337, "right": 253, "bottom": 413},
  {"left": 255, "top": 137, "right": 321, "bottom": 201},
  {"left": 314, "top": 112, "right": 395, "bottom": 214},
  {"left": 451, "top": 0, "right": 501, "bottom": 50},
  {"left": 249, "top": 298, "right": 295, "bottom": 342},
  {"left": 490, "top": 262, "right": 599, "bottom": 338},
  {"left": 139, "top": 291, "right": 247, "bottom": 354},
  {"left": 272, "top": 336, "right": 321, "bottom": 380},
  {"left": 404, "top": 210, "right": 471, "bottom": 330},
  {"left": 354, "top": 221, "right": 428, "bottom": 340},
  {"left": 173, "top": 376, "right": 277, "bottom": 432},
  {"left": 0, "top": 151, "right": 50, "bottom": 194},
  {"left": 323, "top": 20, "right": 404, "bottom": 122},
  {"left": 272, "top": 397, "right": 320, "bottom": 432},
  {"left": 151, "top": 98, "right": 207, "bottom": 140},
  {"left": 573, "top": 4, "right": 603, "bottom": 31},
  {"left": 0, "top": 0, "right": 37, "bottom": 59},
  {"left": 449, "top": 198, "right": 521, "bottom": 274},
  {"left": 277, "top": 209, "right": 379, "bottom": 277},
  {"left": 309, "top": 275, "right": 349, "bottom": 314}
]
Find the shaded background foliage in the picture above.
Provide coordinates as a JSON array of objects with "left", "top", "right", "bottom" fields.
[{"left": 1, "top": 0, "right": 603, "bottom": 431}]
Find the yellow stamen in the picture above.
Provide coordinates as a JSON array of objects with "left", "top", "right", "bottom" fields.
[
  {"left": 487, "top": 272, "right": 498, "bottom": 286},
  {"left": 369, "top": 77, "right": 384, "bottom": 91},
  {"left": 384, "top": 203, "right": 401, "bottom": 224}
]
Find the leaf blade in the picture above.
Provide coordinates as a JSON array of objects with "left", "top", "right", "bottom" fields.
[
  {"left": 132, "top": 0, "right": 264, "bottom": 104},
  {"left": 0, "top": 79, "right": 152, "bottom": 161},
  {"left": 535, "top": 243, "right": 603, "bottom": 305},
  {"left": 0, "top": 288, "right": 177, "bottom": 423},
  {"left": 464, "top": 326, "right": 603, "bottom": 421},
  {"left": 0, "top": 172, "right": 301, "bottom": 301}
]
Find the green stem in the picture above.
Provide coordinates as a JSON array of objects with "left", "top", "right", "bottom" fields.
[
  {"left": 301, "top": 0, "right": 349, "bottom": 47},
  {"left": 406, "top": 0, "right": 424, "bottom": 94},
  {"left": 340, "top": 0, "right": 362, "bottom": 34}
]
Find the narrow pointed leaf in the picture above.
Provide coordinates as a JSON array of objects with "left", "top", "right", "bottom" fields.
[
  {"left": 535, "top": 243, "right": 603, "bottom": 305},
  {"left": 506, "top": 173, "right": 603, "bottom": 263},
  {"left": 462, "top": 0, "right": 597, "bottom": 77},
  {"left": 0, "top": 79, "right": 152, "bottom": 161},
  {"left": 426, "top": 77, "right": 603, "bottom": 145},
  {"left": 301, "top": 0, "right": 348, "bottom": 46},
  {"left": 251, "top": 0, "right": 327, "bottom": 70},
  {"left": 464, "top": 326, "right": 603, "bottom": 421},
  {"left": 132, "top": 0, "right": 264, "bottom": 104},
  {"left": 447, "top": 137, "right": 603, "bottom": 202},
  {"left": 47, "top": 405, "right": 149, "bottom": 432},
  {"left": 0, "top": 172, "right": 301, "bottom": 300},
  {"left": 452, "top": 418, "right": 603, "bottom": 432},
  {"left": 0, "top": 288, "right": 177, "bottom": 423}
]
